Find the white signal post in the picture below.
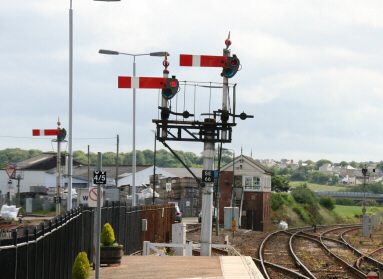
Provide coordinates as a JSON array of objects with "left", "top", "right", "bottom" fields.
[
  {"left": 32, "top": 122, "right": 63, "bottom": 216},
  {"left": 179, "top": 33, "right": 237, "bottom": 256}
]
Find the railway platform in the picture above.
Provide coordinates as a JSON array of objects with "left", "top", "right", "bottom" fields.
[{"left": 89, "top": 255, "right": 264, "bottom": 279}]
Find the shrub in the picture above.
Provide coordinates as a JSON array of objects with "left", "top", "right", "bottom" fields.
[
  {"left": 335, "top": 198, "right": 355, "bottom": 206},
  {"left": 291, "top": 183, "right": 318, "bottom": 208},
  {"left": 356, "top": 200, "right": 379, "bottom": 207},
  {"left": 101, "top": 223, "right": 115, "bottom": 246},
  {"left": 319, "top": 196, "right": 336, "bottom": 210},
  {"left": 271, "top": 193, "right": 294, "bottom": 211},
  {"left": 72, "top": 252, "right": 90, "bottom": 279}
]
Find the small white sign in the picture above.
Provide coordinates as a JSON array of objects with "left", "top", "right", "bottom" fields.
[
  {"left": 88, "top": 186, "right": 103, "bottom": 207},
  {"left": 186, "top": 201, "right": 190, "bottom": 207},
  {"left": 79, "top": 192, "right": 89, "bottom": 205},
  {"left": 166, "top": 183, "right": 171, "bottom": 192}
]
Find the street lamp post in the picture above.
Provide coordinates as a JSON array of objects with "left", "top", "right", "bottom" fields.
[
  {"left": 67, "top": 0, "right": 120, "bottom": 212},
  {"left": 99, "top": 49, "right": 169, "bottom": 206}
]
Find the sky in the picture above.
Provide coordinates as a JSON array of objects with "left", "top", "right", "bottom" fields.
[{"left": 1, "top": 0, "right": 383, "bottom": 163}]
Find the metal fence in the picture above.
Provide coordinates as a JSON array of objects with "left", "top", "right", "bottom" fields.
[{"left": 0, "top": 202, "right": 174, "bottom": 279}]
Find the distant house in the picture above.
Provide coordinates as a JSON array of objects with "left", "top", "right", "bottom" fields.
[
  {"left": 260, "top": 159, "right": 276, "bottom": 167},
  {"left": 0, "top": 153, "right": 88, "bottom": 196},
  {"left": 319, "top": 164, "right": 333, "bottom": 171}
]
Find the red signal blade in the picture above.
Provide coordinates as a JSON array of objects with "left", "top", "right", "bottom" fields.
[
  {"left": 118, "top": 77, "right": 168, "bottom": 89},
  {"left": 32, "top": 129, "right": 60, "bottom": 136},
  {"left": 180, "top": 55, "right": 227, "bottom": 67}
]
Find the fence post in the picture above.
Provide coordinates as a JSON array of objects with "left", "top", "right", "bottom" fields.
[
  {"left": 24, "top": 227, "right": 29, "bottom": 279},
  {"left": 12, "top": 229, "right": 18, "bottom": 277},
  {"left": 33, "top": 227, "right": 37, "bottom": 279}
]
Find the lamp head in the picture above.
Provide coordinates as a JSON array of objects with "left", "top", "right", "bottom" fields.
[{"left": 99, "top": 49, "right": 119, "bottom": 55}]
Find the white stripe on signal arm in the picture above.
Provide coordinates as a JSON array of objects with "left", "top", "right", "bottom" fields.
[
  {"left": 192, "top": 55, "right": 201, "bottom": 67},
  {"left": 131, "top": 77, "right": 140, "bottom": 88}
]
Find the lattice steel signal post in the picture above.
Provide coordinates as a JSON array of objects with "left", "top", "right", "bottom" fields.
[{"left": 154, "top": 33, "right": 253, "bottom": 256}]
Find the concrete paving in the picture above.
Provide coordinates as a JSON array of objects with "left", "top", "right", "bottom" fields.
[{"left": 89, "top": 255, "right": 264, "bottom": 279}]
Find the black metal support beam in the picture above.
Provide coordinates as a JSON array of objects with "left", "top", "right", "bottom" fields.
[{"left": 160, "top": 141, "right": 201, "bottom": 184}]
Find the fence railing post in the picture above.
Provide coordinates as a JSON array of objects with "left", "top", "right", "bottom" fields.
[{"left": 12, "top": 229, "right": 18, "bottom": 277}]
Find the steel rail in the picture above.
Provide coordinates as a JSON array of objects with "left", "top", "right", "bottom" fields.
[
  {"left": 258, "top": 224, "right": 356, "bottom": 279},
  {"left": 319, "top": 227, "right": 367, "bottom": 279},
  {"left": 252, "top": 257, "right": 310, "bottom": 279},
  {"left": 340, "top": 227, "right": 383, "bottom": 271},
  {"left": 289, "top": 230, "right": 318, "bottom": 279}
]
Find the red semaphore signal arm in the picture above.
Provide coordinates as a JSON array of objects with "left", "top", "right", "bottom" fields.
[
  {"left": 118, "top": 77, "right": 169, "bottom": 89},
  {"left": 32, "top": 129, "right": 60, "bottom": 136},
  {"left": 179, "top": 55, "right": 228, "bottom": 67}
]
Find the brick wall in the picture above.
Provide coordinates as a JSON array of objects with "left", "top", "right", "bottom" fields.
[{"left": 218, "top": 171, "right": 233, "bottom": 224}]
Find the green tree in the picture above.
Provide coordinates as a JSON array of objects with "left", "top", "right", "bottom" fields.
[
  {"left": 349, "top": 161, "right": 357, "bottom": 168},
  {"left": 339, "top": 161, "right": 348, "bottom": 167},
  {"left": 271, "top": 176, "right": 290, "bottom": 192},
  {"left": 136, "top": 151, "right": 146, "bottom": 165},
  {"left": 73, "top": 151, "right": 89, "bottom": 164},
  {"left": 304, "top": 160, "right": 314, "bottom": 165},
  {"left": 329, "top": 175, "right": 339, "bottom": 185},
  {"left": 319, "top": 196, "right": 336, "bottom": 210},
  {"left": 291, "top": 183, "right": 319, "bottom": 208},
  {"left": 307, "top": 172, "right": 331, "bottom": 185}
]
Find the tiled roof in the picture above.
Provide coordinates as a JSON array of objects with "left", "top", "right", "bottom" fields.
[{"left": 241, "top": 155, "right": 274, "bottom": 175}]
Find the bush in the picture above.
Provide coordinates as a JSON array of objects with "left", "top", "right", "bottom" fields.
[
  {"left": 335, "top": 198, "right": 355, "bottom": 206},
  {"left": 319, "top": 196, "right": 336, "bottom": 210},
  {"left": 356, "top": 200, "right": 379, "bottom": 207},
  {"left": 72, "top": 252, "right": 90, "bottom": 279},
  {"left": 291, "top": 183, "right": 318, "bottom": 208},
  {"left": 101, "top": 223, "right": 115, "bottom": 246},
  {"left": 271, "top": 193, "right": 294, "bottom": 211}
]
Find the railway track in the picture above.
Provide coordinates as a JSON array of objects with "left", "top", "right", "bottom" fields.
[{"left": 257, "top": 224, "right": 383, "bottom": 279}]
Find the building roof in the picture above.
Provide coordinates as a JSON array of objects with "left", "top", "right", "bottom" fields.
[
  {"left": 9, "top": 152, "right": 83, "bottom": 170},
  {"left": 242, "top": 155, "right": 274, "bottom": 175},
  {"left": 221, "top": 154, "right": 273, "bottom": 175},
  {"left": 161, "top": 168, "right": 203, "bottom": 179}
]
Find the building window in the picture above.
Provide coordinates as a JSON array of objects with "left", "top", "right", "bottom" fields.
[
  {"left": 244, "top": 176, "right": 260, "bottom": 190},
  {"left": 234, "top": 176, "right": 242, "bottom": 188}
]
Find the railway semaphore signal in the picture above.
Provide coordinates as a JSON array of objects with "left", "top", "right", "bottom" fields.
[{"left": 32, "top": 119, "right": 66, "bottom": 216}]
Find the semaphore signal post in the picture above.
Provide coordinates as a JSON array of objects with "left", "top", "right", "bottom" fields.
[
  {"left": 32, "top": 120, "right": 67, "bottom": 216},
  {"left": 117, "top": 34, "right": 252, "bottom": 256}
]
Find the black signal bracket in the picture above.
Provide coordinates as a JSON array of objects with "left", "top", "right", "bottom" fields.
[{"left": 152, "top": 119, "right": 236, "bottom": 143}]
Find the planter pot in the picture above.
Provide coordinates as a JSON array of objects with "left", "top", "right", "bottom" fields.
[{"left": 100, "top": 245, "right": 123, "bottom": 265}]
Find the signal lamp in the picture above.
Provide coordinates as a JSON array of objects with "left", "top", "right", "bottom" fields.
[
  {"left": 57, "top": 128, "right": 67, "bottom": 141},
  {"left": 222, "top": 55, "right": 240, "bottom": 78},
  {"left": 162, "top": 76, "right": 179, "bottom": 100}
]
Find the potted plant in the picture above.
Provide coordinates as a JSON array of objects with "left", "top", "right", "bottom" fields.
[
  {"left": 100, "top": 223, "right": 123, "bottom": 265},
  {"left": 72, "top": 252, "right": 91, "bottom": 279}
]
